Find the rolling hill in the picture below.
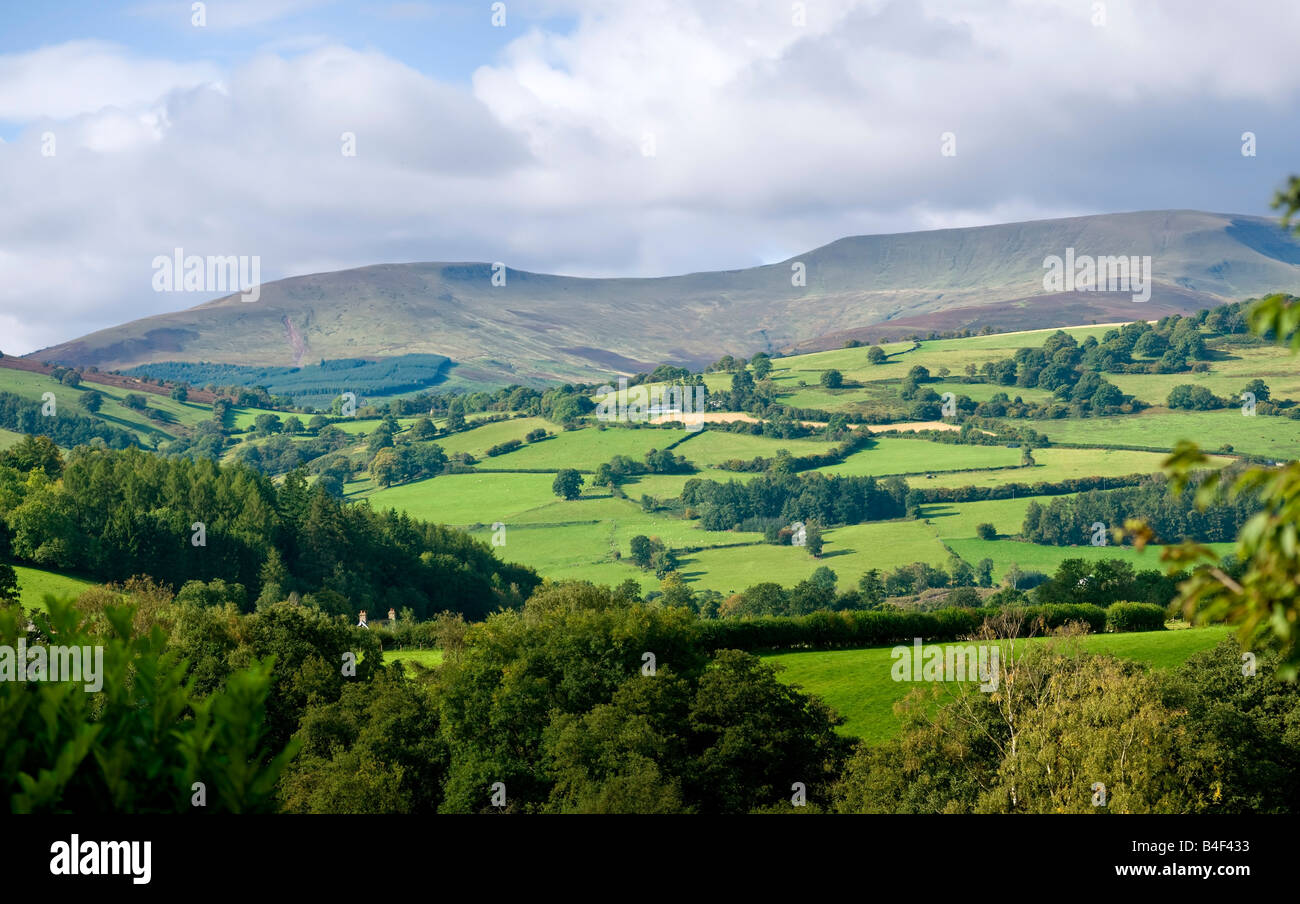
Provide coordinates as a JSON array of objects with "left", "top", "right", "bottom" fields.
[{"left": 29, "top": 210, "right": 1300, "bottom": 386}]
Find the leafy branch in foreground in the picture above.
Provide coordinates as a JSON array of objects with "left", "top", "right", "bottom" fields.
[
  {"left": 1125, "top": 291, "right": 1300, "bottom": 676},
  {"left": 1116, "top": 182, "right": 1300, "bottom": 676}
]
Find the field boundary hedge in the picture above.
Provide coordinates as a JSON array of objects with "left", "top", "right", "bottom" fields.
[{"left": 696, "top": 601, "right": 1167, "bottom": 652}]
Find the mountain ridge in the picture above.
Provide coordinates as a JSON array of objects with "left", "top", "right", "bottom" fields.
[{"left": 29, "top": 209, "right": 1300, "bottom": 385}]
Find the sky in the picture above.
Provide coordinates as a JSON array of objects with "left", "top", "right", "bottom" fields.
[{"left": 1, "top": 0, "right": 1299, "bottom": 354}]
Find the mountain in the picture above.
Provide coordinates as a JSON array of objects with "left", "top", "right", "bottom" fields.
[{"left": 29, "top": 210, "right": 1300, "bottom": 386}]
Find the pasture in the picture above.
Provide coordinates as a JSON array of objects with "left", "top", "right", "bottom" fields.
[{"left": 762, "top": 625, "right": 1233, "bottom": 742}]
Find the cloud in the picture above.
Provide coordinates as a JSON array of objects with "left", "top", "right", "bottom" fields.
[
  {"left": 3, "top": 1, "right": 1300, "bottom": 354},
  {"left": 0, "top": 41, "right": 218, "bottom": 122}
]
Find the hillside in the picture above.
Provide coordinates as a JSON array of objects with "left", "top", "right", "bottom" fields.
[{"left": 28, "top": 210, "right": 1300, "bottom": 386}]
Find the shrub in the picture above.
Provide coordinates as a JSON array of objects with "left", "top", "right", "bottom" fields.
[
  {"left": 485, "top": 439, "right": 523, "bottom": 457},
  {"left": 1106, "top": 602, "right": 1167, "bottom": 632}
]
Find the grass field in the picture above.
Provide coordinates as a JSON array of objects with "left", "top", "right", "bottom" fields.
[
  {"left": 904, "top": 446, "right": 1228, "bottom": 489},
  {"left": 13, "top": 565, "right": 96, "bottom": 610},
  {"left": 678, "top": 519, "right": 949, "bottom": 594},
  {"left": 763, "top": 625, "right": 1232, "bottom": 742},
  {"left": 1108, "top": 343, "right": 1300, "bottom": 403},
  {"left": 922, "top": 495, "right": 1063, "bottom": 539},
  {"left": 0, "top": 428, "right": 26, "bottom": 450},
  {"left": 0, "top": 367, "right": 198, "bottom": 443},
  {"left": 943, "top": 536, "right": 1236, "bottom": 581},
  {"left": 3, "top": 319, "right": 1286, "bottom": 619},
  {"left": 383, "top": 648, "right": 445, "bottom": 668},
  {"left": 1039, "top": 409, "right": 1300, "bottom": 459},
  {"left": 818, "top": 437, "right": 1020, "bottom": 476},
  {"left": 671, "top": 429, "right": 833, "bottom": 466},
  {"left": 766, "top": 326, "right": 1117, "bottom": 400},
  {"left": 366, "top": 471, "right": 560, "bottom": 525}
]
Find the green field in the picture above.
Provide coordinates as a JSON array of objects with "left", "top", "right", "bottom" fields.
[
  {"left": 383, "top": 648, "right": 445, "bottom": 668},
  {"left": 763, "top": 625, "right": 1233, "bottom": 742},
  {"left": 907, "top": 446, "right": 1229, "bottom": 489},
  {"left": 1039, "top": 409, "right": 1300, "bottom": 459},
  {"left": 3, "top": 316, "right": 1288, "bottom": 616},
  {"left": 12, "top": 565, "right": 96, "bottom": 610},
  {"left": 0, "top": 367, "right": 200, "bottom": 443},
  {"left": 944, "top": 537, "right": 1236, "bottom": 581},
  {"left": 818, "top": 437, "right": 1020, "bottom": 476},
  {"left": 670, "top": 429, "right": 833, "bottom": 466},
  {"left": 0, "top": 428, "right": 26, "bottom": 450},
  {"left": 679, "top": 520, "right": 949, "bottom": 594},
  {"left": 366, "top": 471, "right": 560, "bottom": 525},
  {"left": 922, "top": 495, "right": 1061, "bottom": 540}
]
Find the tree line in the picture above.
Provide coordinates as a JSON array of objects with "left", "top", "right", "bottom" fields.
[
  {"left": 1021, "top": 474, "right": 1258, "bottom": 545},
  {"left": 0, "top": 445, "right": 537, "bottom": 620}
]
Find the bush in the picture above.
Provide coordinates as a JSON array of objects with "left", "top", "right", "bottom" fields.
[
  {"left": 1020, "top": 603, "right": 1106, "bottom": 634},
  {"left": 1106, "top": 602, "right": 1167, "bottom": 632},
  {"left": 485, "top": 439, "right": 523, "bottom": 457}
]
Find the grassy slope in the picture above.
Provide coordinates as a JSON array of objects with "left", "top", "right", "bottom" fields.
[
  {"left": 763, "top": 626, "right": 1232, "bottom": 742},
  {"left": 1040, "top": 409, "right": 1300, "bottom": 459},
  {"left": 383, "top": 649, "right": 445, "bottom": 668},
  {"left": 0, "top": 428, "right": 26, "bottom": 450},
  {"left": 13, "top": 565, "right": 96, "bottom": 611}
]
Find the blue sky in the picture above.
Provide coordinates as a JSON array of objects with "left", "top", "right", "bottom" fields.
[
  {"left": 0, "top": 1, "right": 560, "bottom": 78},
  {"left": 1, "top": 0, "right": 1299, "bottom": 353}
]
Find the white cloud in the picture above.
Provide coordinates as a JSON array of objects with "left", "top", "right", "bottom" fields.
[
  {"left": 3, "top": 1, "right": 1300, "bottom": 354},
  {"left": 0, "top": 41, "right": 218, "bottom": 122}
]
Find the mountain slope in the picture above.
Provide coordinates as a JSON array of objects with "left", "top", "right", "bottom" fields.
[{"left": 30, "top": 210, "right": 1300, "bottom": 384}]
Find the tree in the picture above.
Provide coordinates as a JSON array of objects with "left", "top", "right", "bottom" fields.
[
  {"left": 650, "top": 546, "right": 679, "bottom": 578},
  {"left": 1132, "top": 331, "right": 1168, "bottom": 358},
  {"left": 170, "top": 385, "right": 189, "bottom": 402},
  {"left": 976, "top": 522, "right": 997, "bottom": 541},
  {"left": 370, "top": 447, "right": 402, "bottom": 488},
  {"left": 809, "top": 565, "right": 837, "bottom": 592},
  {"left": 857, "top": 570, "right": 885, "bottom": 607},
  {"left": 804, "top": 522, "right": 824, "bottom": 557},
  {"left": 80, "top": 390, "right": 104, "bottom": 412},
  {"left": 553, "top": 469, "right": 584, "bottom": 500},
  {"left": 123, "top": 393, "right": 148, "bottom": 410},
  {"left": 316, "top": 473, "right": 344, "bottom": 499},
  {"left": 867, "top": 346, "right": 887, "bottom": 365},
  {"left": 1242, "top": 378, "right": 1270, "bottom": 403},
  {"left": 1167, "top": 384, "right": 1221, "bottom": 410},
  {"left": 629, "top": 535, "right": 654, "bottom": 569},
  {"left": 751, "top": 353, "right": 772, "bottom": 380},
  {"left": 947, "top": 586, "right": 981, "bottom": 608},
  {"left": 366, "top": 424, "right": 394, "bottom": 453},
  {"left": 0, "top": 435, "right": 63, "bottom": 475},
  {"left": 409, "top": 417, "right": 438, "bottom": 441},
  {"left": 257, "top": 547, "right": 290, "bottom": 609},
  {"left": 820, "top": 370, "right": 843, "bottom": 389},
  {"left": 976, "top": 558, "right": 994, "bottom": 588},
  {"left": 255, "top": 413, "right": 283, "bottom": 436},
  {"left": 0, "top": 563, "right": 18, "bottom": 605}
]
